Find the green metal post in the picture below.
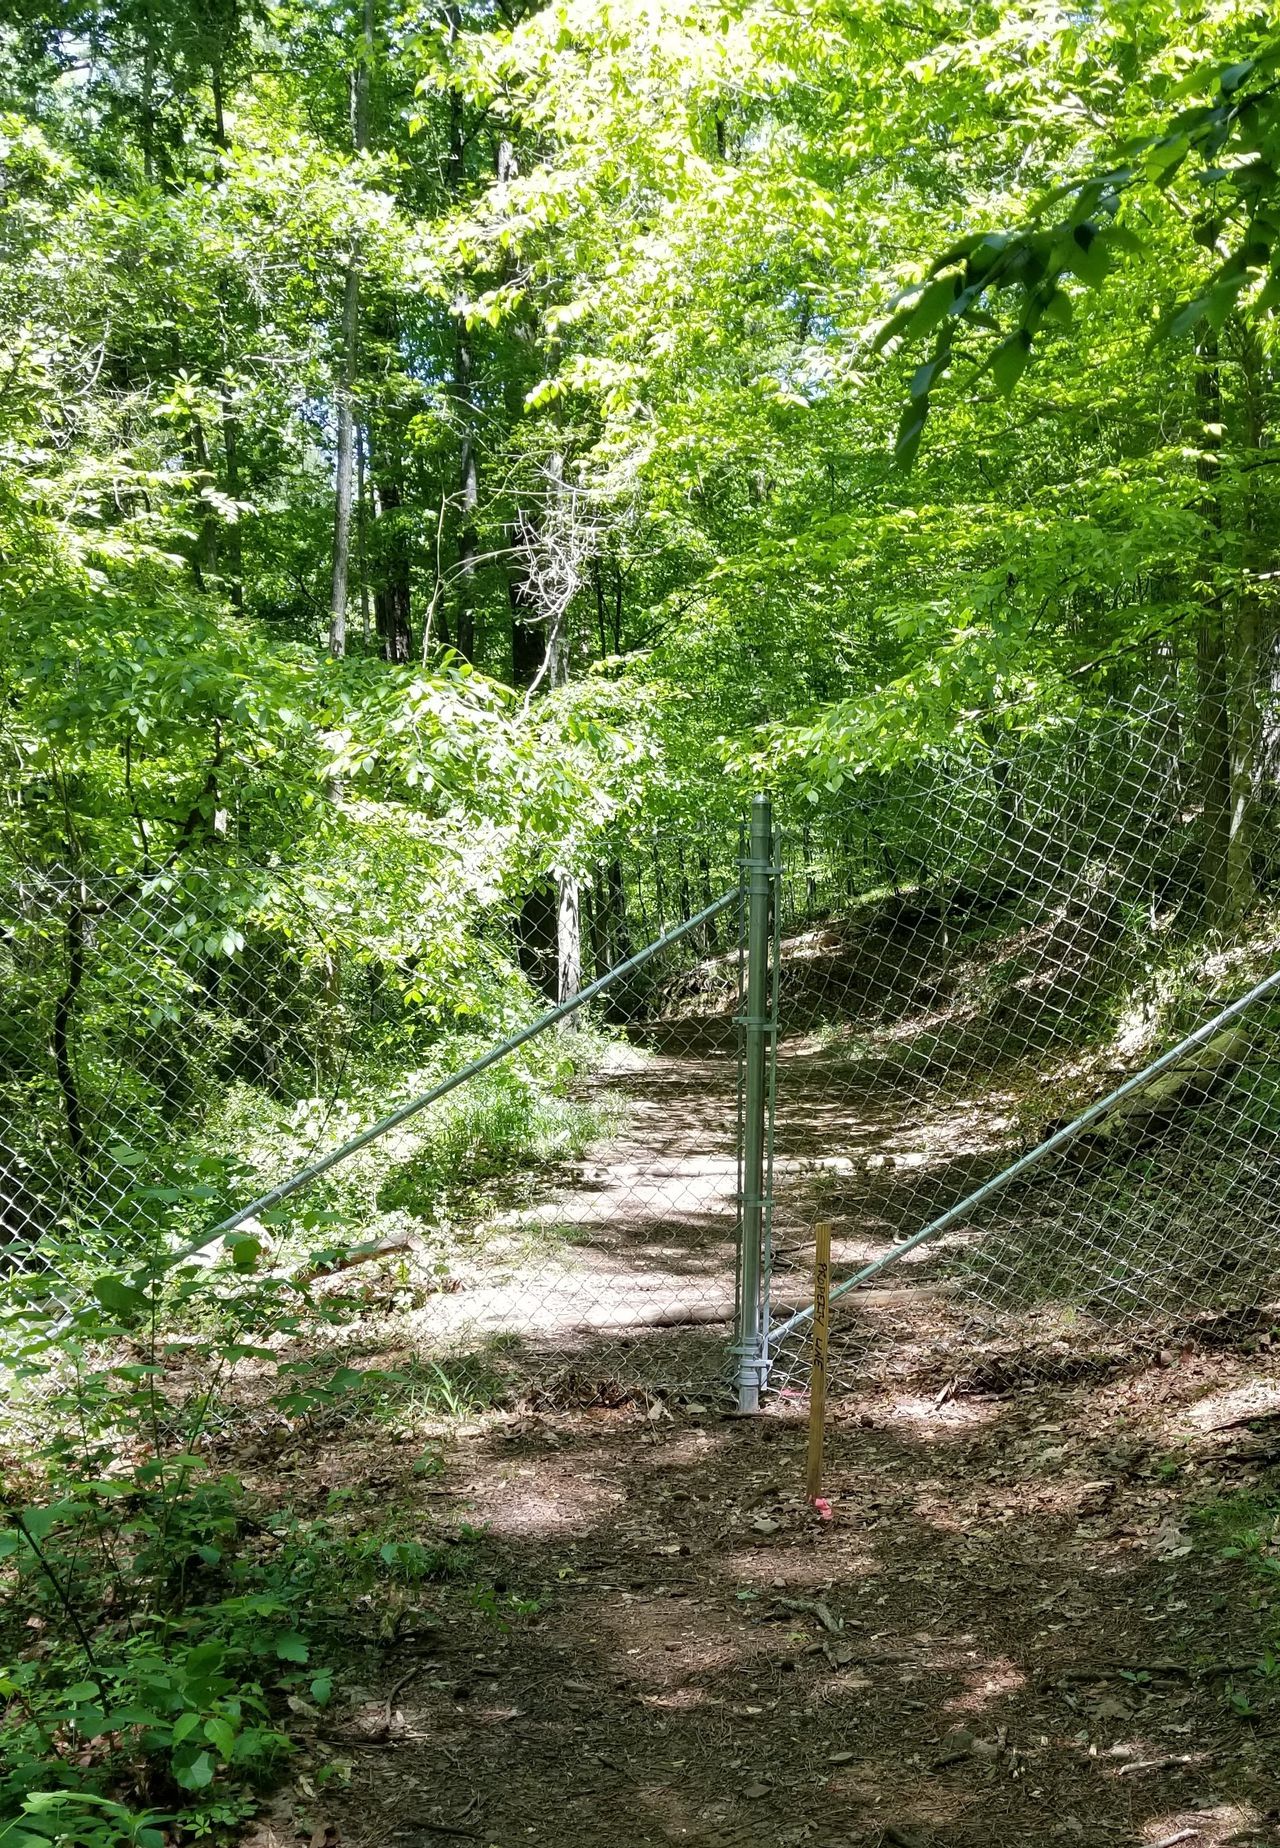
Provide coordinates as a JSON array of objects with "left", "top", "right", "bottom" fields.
[{"left": 736, "top": 793, "right": 774, "bottom": 1412}]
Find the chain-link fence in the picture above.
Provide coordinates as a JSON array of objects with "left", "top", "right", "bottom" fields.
[
  {"left": 0, "top": 863, "right": 359, "bottom": 1306},
  {"left": 761, "top": 697, "right": 1280, "bottom": 1391},
  {"left": 0, "top": 844, "right": 757, "bottom": 1401},
  {"left": 13, "top": 692, "right": 1280, "bottom": 1409}
]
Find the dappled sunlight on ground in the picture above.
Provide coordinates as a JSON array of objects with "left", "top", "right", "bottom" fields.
[
  {"left": 877, "top": 1391, "right": 1005, "bottom": 1435},
  {"left": 1180, "top": 1378, "right": 1280, "bottom": 1433},
  {"left": 300, "top": 1359, "right": 1280, "bottom": 1848},
  {"left": 1140, "top": 1804, "right": 1265, "bottom": 1844},
  {"left": 941, "top": 1656, "right": 1028, "bottom": 1715}
]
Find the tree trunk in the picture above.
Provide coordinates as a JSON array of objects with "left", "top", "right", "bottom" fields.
[
  {"left": 454, "top": 322, "right": 478, "bottom": 662},
  {"left": 1230, "top": 322, "right": 1265, "bottom": 914},
  {"left": 607, "top": 858, "right": 630, "bottom": 963},
  {"left": 442, "top": 9, "right": 481, "bottom": 662},
  {"left": 1194, "top": 332, "right": 1255, "bottom": 928},
  {"left": 509, "top": 522, "right": 543, "bottom": 685},
  {"left": 355, "top": 419, "right": 372, "bottom": 648},
  {"left": 220, "top": 389, "right": 243, "bottom": 612},
  {"left": 211, "top": 57, "right": 244, "bottom": 613},
  {"left": 189, "top": 414, "right": 218, "bottom": 590},
  {"left": 53, "top": 901, "right": 88, "bottom": 1177},
  {"left": 587, "top": 878, "right": 609, "bottom": 981},
  {"left": 516, "top": 881, "right": 558, "bottom": 999},
  {"left": 371, "top": 400, "right": 413, "bottom": 662},
  {"left": 328, "top": 259, "right": 359, "bottom": 659},
  {"left": 328, "top": 0, "right": 372, "bottom": 659},
  {"left": 698, "top": 850, "right": 720, "bottom": 952},
  {"left": 558, "top": 872, "right": 581, "bottom": 1009}
]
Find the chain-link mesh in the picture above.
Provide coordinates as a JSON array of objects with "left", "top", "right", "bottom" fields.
[
  {"left": 0, "top": 864, "right": 357, "bottom": 1309},
  {"left": 765, "top": 696, "right": 1280, "bottom": 1389},
  {"left": 0, "top": 841, "right": 752, "bottom": 1401},
  {"left": 19, "top": 693, "right": 1275, "bottom": 1411}
]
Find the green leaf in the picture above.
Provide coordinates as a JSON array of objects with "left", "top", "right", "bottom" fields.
[
  {"left": 991, "top": 330, "right": 1032, "bottom": 396},
  {"left": 1220, "top": 60, "right": 1255, "bottom": 94},
  {"left": 905, "top": 276, "right": 957, "bottom": 340},
  {"left": 1066, "top": 224, "right": 1111, "bottom": 286},
  {"left": 274, "top": 1629, "right": 309, "bottom": 1663},
  {"left": 870, "top": 305, "right": 912, "bottom": 355},
  {"left": 205, "top": 1714, "right": 237, "bottom": 1758},
  {"left": 908, "top": 354, "right": 947, "bottom": 400},
  {"left": 1157, "top": 296, "right": 1210, "bottom": 340},
  {"left": 230, "top": 1234, "right": 261, "bottom": 1271},
  {"left": 108, "top": 1706, "right": 164, "bottom": 1728},
  {"left": 176, "top": 1748, "right": 215, "bottom": 1790},
  {"left": 894, "top": 402, "right": 928, "bottom": 469},
  {"left": 91, "top": 1274, "right": 147, "bottom": 1318}
]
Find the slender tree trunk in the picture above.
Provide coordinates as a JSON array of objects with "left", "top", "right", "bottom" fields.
[
  {"left": 189, "top": 414, "right": 218, "bottom": 589},
  {"left": 445, "top": 9, "right": 477, "bottom": 662},
  {"left": 1230, "top": 324, "right": 1265, "bottom": 915},
  {"left": 53, "top": 902, "right": 88, "bottom": 1177},
  {"left": 356, "top": 419, "right": 371, "bottom": 649},
  {"left": 211, "top": 61, "right": 228, "bottom": 152},
  {"left": 607, "top": 859, "right": 630, "bottom": 963},
  {"left": 328, "top": 0, "right": 372, "bottom": 659},
  {"left": 371, "top": 391, "right": 413, "bottom": 661},
  {"left": 141, "top": 38, "right": 156, "bottom": 184},
  {"left": 509, "top": 521, "right": 543, "bottom": 684},
  {"left": 329, "top": 261, "right": 359, "bottom": 658},
  {"left": 586, "top": 881, "right": 611, "bottom": 983},
  {"left": 699, "top": 850, "right": 719, "bottom": 952},
  {"left": 454, "top": 322, "right": 478, "bottom": 662},
  {"left": 593, "top": 556, "right": 607, "bottom": 657},
  {"left": 1194, "top": 331, "right": 1255, "bottom": 928},
  {"left": 220, "top": 391, "right": 243, "bottom": 612},
  {"left": 558, "top": 875, "right": 581, "bottom": 1008},
  {"left": 211, "top": 58, "right": 244, "bottom": 613},
  {"left": 507, "top": 449, "right": 582, "bottom": 1006}
]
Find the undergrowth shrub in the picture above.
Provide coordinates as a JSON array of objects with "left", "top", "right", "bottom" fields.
[
  {"left": 0, "top": 1252, "right": 348, "bottom": 1844},
  {"left": 1, "top": 1002, "right": 615, "bottom": 1844},
  {"left": 1190, "top": 1482, "right": 1280, "bottom": 1719},
  {"left": 377, "top": 1045, "right": 617, "bottom": 1222},
  {"left": 0, "top": 1219, "right": 532, "bottom": 1843}
]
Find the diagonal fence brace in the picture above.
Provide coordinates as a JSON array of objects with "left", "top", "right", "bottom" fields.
[
  {"left": 767, "top": 957, "right": 1280, "bottom": 1355},
  {"left": 175, "top": 885, "right": 741, "bottom": 1268}
]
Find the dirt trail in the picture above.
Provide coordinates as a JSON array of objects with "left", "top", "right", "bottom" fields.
[{"left": 255, "top": 1030, "right": 1280, "bottom": 1848}]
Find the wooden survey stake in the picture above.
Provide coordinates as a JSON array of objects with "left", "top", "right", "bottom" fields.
[{"left": 806, "top": 1220, "right": 832, "bottom": 1502}]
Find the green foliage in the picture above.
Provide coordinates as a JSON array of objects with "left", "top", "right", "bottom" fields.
[
  {"left": 0, "top": 1227, "right": 517, "bottom": 1843},
  {"left": 1, "top": 1268, "right": 314, "bottom": 1836},
  {"left": 1191, "top": 1483, "right": 1280, "bottom": 1719},
  {"left": 8, "top": 0, "right": 1280, "bottom": 1828},
  {"left": 890, "top": 31, "right": 1280, "bottom": 458}
]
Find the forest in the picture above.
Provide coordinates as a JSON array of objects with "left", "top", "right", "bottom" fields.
[{"left": 5, "top": 2, "right": 1280, "bottom": 1845}]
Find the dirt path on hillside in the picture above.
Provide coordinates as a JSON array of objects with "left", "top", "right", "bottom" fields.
[{"left": 248, "top": 1031, "right": 1280, "bottom": 1848}]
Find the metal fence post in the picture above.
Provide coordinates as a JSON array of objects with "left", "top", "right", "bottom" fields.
[{"left": 736, "top": 793, "right": 775, "bottom": 1412}]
